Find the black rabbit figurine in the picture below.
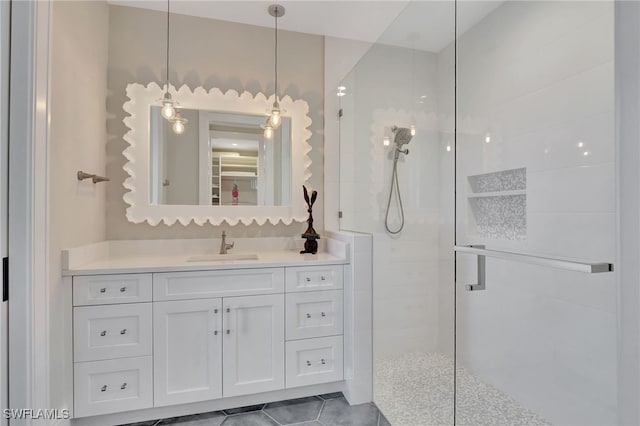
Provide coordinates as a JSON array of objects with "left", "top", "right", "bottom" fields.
[{"left": 300, "top": 185, "right": 320, "bottom": 254}]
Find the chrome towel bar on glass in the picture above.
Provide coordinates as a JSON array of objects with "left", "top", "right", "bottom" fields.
[{"left": 454, "top": 245, "right": 613, "bottom": 274}]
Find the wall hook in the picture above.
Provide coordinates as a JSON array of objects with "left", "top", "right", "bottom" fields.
[{"left": 77, "top": 171, "right": 110, "bottom": 184}]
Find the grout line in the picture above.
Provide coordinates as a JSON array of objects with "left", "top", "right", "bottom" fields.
[
  {"left": 316, "top": 399, "right": 326, "bottom": 420},
  {"left": 261, "top": 408, "right": 283, "bottom": 425}
]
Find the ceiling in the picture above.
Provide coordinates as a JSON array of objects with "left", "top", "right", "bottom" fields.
[{"left": 109, "top": 1, "right": 503, "bottom": 52}]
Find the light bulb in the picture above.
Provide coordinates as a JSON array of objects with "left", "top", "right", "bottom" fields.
[
  {"left": 410, "top": 125, "right": 416, "bottom": 137},
  {"left": 264, "top": 124, "right": 274, "bottom": 140},
  {"left": 485, "top": 134, "right": 491, "bottom": 143},
  {"left": 171, "top": 111, "right": 188, "bottom": 135},
  {"left": 446, "top": 145, "right": 452, "bottom": 152},
  {"left": 173, "top": 120, "right": 185, "bottom": 134},
  {"left": 383, "top": 137, "right": 390, "bottom": 147},
  {"left": 270, "top": 109, "right": 281, "bottom": 127},
  {"left": 161, "top": 101, "right": 175, "bottom": 119}
]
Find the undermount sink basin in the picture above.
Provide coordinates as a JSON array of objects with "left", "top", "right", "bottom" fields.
[{"left": 186, "top": 253, "right": 259, "bottom": 263}]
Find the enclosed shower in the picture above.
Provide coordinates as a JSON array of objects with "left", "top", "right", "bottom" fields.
[{"left": 339, "top": 1, "right": 617, "bottom": 424}]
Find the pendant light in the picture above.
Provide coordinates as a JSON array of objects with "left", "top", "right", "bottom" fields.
[
  {"left": 264, "top": 4, "right": 285, "bottom": 138},
  {"left": 172, "top": 109, "right": 188, "bottom": 134},
  {"left": 159, "top": 0, "right": 176, "bottom": 120}
]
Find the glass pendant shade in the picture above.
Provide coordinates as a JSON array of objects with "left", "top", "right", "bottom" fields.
[
  {"left": 263, "top": 120, "right": 274, "bottom": 139},
  {"left": 270, "top": 102, "right": 282, "bottom": 128},
  {"left": 171, "top": 111, "right": 187, "bottom": 135},
  {"left": 161, "top": 93, "right": 176, "bottom": 119}
]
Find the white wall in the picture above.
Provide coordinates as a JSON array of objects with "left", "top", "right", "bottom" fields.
[
  {"left": 106, "top": 5, "right": 324, "bottom": 239},
  {"left": 0, "top": 0, "right": 9, "bottom": 420},
  {"left": 615, "top": 2, "right": 640, "bottom": 424},
  {"left": 49, "top": 0, "right": 109, "bottom": 411},
  {"left": 453, "top": 2, "right": 616, "bottom": 424},
  {"left": 323, "top": 36, "right": 373, "bottom": 233}
]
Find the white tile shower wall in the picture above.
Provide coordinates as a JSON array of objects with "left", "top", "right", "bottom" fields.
[
  {"left": 453, "top": 1, "right": 616, "bottom": 424},
  {"left": 615, "top": 2, "right": 640, "bottom": 423},
  {"left": 338, "top": 43, "right": 446, "bottom": 360}
]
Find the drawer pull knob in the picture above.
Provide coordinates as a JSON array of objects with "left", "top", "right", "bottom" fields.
[
  {"left": 120, "top": 287, "right": 127, "bottom": 292},
  {"left": 120, "top": 383, "right": 127, "bottom": 390},
  {"left": 214, "top": 330, "right": 219, "bottom": 335},
  {"left": 321, "top": 312, "right": 326, "bottom": 317},
  {"left": 321, "top": 358, "right": 326, "bottom": 365},
  {"left": 306, "top": 313, "right": 311, "bottom": 319},
  {"left": 306, "top": 277, "right": 311, "bottom": 282},
  {"left": 99, "top": 288, "right": 106, "bottom": 293},
  {"left": 306, "top": 360, "right": 311, "bottom": 366},
  {"left": 120, "top": 329, "right": 127, "bottom": 335},
  {"left": 226, "top": 330, "right": 231, "bottom": 335},
  {"left": 101, "top": 385, "right": 107, "bottom": 392},
  {"left": 321, "top": 276, "right": 326, "bottom": 281},
  {"left": 214, "top": 308, "right": 218, "bottom": 314},
  {"left": 100, "top": 330, "right": 107, "bottom": 337}
]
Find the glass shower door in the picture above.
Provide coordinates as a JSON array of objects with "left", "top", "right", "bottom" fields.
[
  {"left": 454, "top": 1, "right": 617, "bottom": 424},
  {"left": 338, "top": 2, "right": 456, "bottom": 424}
]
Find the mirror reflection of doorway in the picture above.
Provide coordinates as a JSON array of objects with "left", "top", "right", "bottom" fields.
[{"left": 209, "top": 127, "right": 261, "bottom": 206}]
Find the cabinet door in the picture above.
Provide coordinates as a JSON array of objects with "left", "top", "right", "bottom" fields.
[
  {"left": 223, "top": 294, "right": 285, "bottom": 397},
  {"left": 154, "top": 298, "right": 222, "bottom": 407}
]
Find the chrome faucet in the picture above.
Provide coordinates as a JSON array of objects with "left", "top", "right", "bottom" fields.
[{"left": 219, "top": 231, "right": 234, "bottom": 254}]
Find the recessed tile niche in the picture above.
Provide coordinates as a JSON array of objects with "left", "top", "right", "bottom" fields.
[{"left": 467, "top": 168, "right": 526, "bottom": 240}]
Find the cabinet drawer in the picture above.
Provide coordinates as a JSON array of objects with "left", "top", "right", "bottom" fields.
[
  {"left": 73, "top": 274, "right": 152, "bottom": 306},
  {"left": 74, "top": 303, "right": 152, "bottom": 362},
  {"left": 153, "top": 268, "right": 284, "bottom": 301},
  {"left": 286, "top": 290, "right": 343, "bottom": 340},
  {"left": 286, "top": 265, "right": 343, "bottom": 292},
  {"left": 74, "top": 356, "right": 152, "bottom": 418},
  {"left": 286, "top": 336, "right": 343, "bottom": 388}
]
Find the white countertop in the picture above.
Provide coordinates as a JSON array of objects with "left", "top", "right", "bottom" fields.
[{"left": 62, "top": 238, "right": 349, "bottom": 276}]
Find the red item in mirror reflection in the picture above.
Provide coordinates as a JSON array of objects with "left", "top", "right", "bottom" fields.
[{"left": 232, "top": 183, "right": 239, "bottom": 206}]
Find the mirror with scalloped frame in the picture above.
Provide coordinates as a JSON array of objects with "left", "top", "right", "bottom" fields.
[{"left": 122, "top": 83, "right": 312, "bottom": 226}]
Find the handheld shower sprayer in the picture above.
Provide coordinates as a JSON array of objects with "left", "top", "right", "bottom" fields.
[
  {"left": 385, "top": 126, "right": 414, "bottom": 234},
  {"left": 392, "top": 126, "right": 413, "bottom": 148}
]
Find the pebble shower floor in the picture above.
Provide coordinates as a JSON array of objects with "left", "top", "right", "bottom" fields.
[{"left": 375, "top": 352, "right": 549, "bottom": 425}]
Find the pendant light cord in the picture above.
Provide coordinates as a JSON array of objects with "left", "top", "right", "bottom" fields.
[
  {"left": 274, "top": 7, "right": 278, "bottom": 102},
  {"left": 165, "top": 0, "right": 170, "bottom": 91}
]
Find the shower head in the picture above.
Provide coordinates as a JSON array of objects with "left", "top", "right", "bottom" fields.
[{"left": 392, "top": 126, "right": 413, "bottom": 147}]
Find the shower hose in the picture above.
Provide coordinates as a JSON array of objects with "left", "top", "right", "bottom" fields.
[{"left": 384, "top": 149, "right": 405, "bottom": 234}]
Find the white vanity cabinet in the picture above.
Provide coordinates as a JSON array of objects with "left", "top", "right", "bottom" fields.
[
  {"left": 72, "top": 274, "right": 154, "bottom": 418},
  {"left": 69, "top": 262, "right": 345, "bottom": 420},
  {"left": 222, "top": 294, "right": 285, "bottom": 397},
  {"left": 284, "top": 265, "right": 344, "bottom": 389},
  {"left": 153, "top": 298, "right": 223, "bottom": 406},
  {"left": 153, "top": 293, "right": 285, "bottom": 406}
]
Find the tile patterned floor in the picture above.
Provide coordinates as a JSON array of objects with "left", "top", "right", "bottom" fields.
[{"left": 120, "top": 393, "right": 392, "bottom": 426}]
